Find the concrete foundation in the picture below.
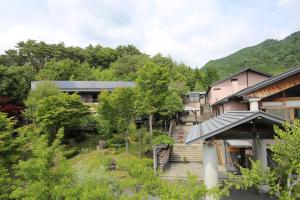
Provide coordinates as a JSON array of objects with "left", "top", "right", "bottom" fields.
[{"left": 203, "top": 142, "right": 218, "bottom": 200}]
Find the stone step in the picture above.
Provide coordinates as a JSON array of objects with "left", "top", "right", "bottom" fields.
[
  {"left": 169, "top": 158, "right": 202, "bottom": 162},
  {"left": 171, "top": 152, "right": 202, "bottom": 155},
  {"left": 169, "top": 143, "right": 203, "bottom": 162}
]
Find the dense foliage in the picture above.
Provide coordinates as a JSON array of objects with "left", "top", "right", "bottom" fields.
[
  {"left": 230, "top": 120, "right": 300, "bottom": 200},
  {"left": 0, "top": 39, "right": 222, "bottom": 199},
  {"left": 204, "top": 31, "right": 300, "bottom": 78}
]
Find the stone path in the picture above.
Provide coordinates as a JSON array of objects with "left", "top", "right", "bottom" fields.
[{"left": 160, "top": 162, "right": 227, "bottom": 180}]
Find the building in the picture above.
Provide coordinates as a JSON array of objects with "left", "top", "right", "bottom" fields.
[
  {"left": 185, "top": 65, "right": 300, "bottom": 194},
  {"left": 206, "top": 67, "right": 271, "bottom": 116},
  {"left": 31, "top": 81, "right": 136, "bottom": 103}
]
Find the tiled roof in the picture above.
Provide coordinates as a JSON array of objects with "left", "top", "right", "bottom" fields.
[
  {"left": 185, "top": 111, "right": 284, "bottom": 143},
  {"left": 212, "top": 65, "right": 300, "bottom": 105},
  {"left": 31, "top": 81, "right": 136, "bottom": 92}
]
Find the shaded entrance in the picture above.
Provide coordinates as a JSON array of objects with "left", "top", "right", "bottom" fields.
[{"left": 185, "top": 111, "right": 284, "bottom": 198}]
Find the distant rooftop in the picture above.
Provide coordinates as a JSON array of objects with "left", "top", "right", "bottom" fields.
[
  {"left": 209, "top": 67, "right": 272, "bottom": 88},
  {"left": 31, "top": 81, "right": 136, "bottom": 92}
]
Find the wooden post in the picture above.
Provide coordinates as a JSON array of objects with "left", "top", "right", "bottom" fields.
[
  {"left": 153, "top": 146, "right": 157, "bottom": 175},
  {"left": 149, "top": 114, "right": 153, "bottom": 137}
]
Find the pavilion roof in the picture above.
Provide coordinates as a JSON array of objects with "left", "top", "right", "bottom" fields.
[{"left": 185, "top": 111, "right": 284, "bottom": 144}]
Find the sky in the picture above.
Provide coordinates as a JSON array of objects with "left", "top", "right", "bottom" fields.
[{"left": 0, "top": 0, "right": 299, "bottom": 68}]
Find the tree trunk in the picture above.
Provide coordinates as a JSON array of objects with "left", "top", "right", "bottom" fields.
[
  {"left": 149, "top": 114, "right": 153, "bottom": 137},
  {"left": 138, "top": 136, "right": 142, "bottom": 158},
  {"left": 168, "top": 118, "right": 174, "bottom": 136},
  {"left": 125, "top": 129, "right": 129, "bottom": 153},
  {"left": 164, "top": 119, "right": 167, "bottom": 132}
]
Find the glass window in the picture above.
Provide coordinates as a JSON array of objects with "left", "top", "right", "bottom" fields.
[
  {"left": 267, "top": 109, "right": 285, "bottom": 120},
  {"left": 295, "top": 108, "right": 300, "bottom": 119},
  {"left": 267, "top": 108, "right": 294, "bottom": 121}
]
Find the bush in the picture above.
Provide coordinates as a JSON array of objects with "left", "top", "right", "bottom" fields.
[
  {"left": 153, "top": 129, "right": 167, "bottom": 137},
  {"left": 63, "top": 148, "right": 80, "bottom": 159},
  {"left": 152, "top": 135, "right": 174, "bottom": 146},
  {"left": 106, "top": 135, "right": 125, "bottom": 148}
]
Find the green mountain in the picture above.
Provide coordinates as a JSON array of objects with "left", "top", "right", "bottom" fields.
[{"left": 203, "top": 31, "right": 300, "bottom": 78}]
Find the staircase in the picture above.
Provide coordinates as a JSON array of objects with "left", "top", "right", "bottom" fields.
[{"left": 170, "top": 143, "right": 203, "bottom": 162}]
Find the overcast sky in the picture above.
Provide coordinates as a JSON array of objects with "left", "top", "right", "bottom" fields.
[{"left": 0, "top": 0, "right": 299, "bottom": 67}]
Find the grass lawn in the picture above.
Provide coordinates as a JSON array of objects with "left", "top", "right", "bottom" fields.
[{"left": 69, "top": 142, "right": 154, "bottom": 190}]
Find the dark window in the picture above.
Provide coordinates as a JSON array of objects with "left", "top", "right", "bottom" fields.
[
  {"left": 295, "top": 108, "right": 300, "bottom": 119},
  {"left": 213, "top": 88, "right": 221, "bottom": 91},
  {"left": 231, "top": 77, "right": 238, "bottom": 82}
]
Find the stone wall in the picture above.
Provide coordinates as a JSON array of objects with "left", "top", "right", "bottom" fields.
[{"left": 157, "top": 147, "right": 171, "bottom": 172}]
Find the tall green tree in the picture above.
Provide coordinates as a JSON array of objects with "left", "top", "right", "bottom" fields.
[
  {"left": 97, "top": 90, "right": 116, "bottom": 138},
  {"left": 203, "top": 66, "right": 220, "bottom": 90},
  {"left": 34, "top": 93, "right": 90, "bottom": 141},
  {"left": 0, "top": 113, "right": 18, "bottom": 199},
  {"left": 115, "top": 44, "right": 141, "bottom": 58},
  {"left": 111, "top": 54, "right": 150, "bottom": 80},
  {"left": 111, "top": 87, "right": 136, "bottom": 153},
  {"left": 83, "top": 45, "right": 118, "bottom": 69},
  {"left": 37, "top": 59, "right": 93, "bottom": 80},
  {"left": 24, "top": 81, "right": 60, "bottom": 122},
  {"left": 135, "top": 62, "right": 170, "bottom": 136},
  {"left": 0, "top": 112, "right": 18, "bottom": 166},
  {"left": 0, "top": 65, "right": 36, "bottom": 103},
  {"left": 11, "top": 128, "right": 75, "bottom": 200},
  {"left": 160, "top": 90, "right": 183, "bottom": 135}
]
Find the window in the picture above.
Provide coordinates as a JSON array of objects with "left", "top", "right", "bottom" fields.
[
  {"left": 267, "top": 109, "right": 285, "bottom": 120},
  {"left": 231, "top": 77, "right": 238, "bottom": 82},
  {"left": 295, "top": 108, "right": 300, "bottom": 119},
  {"left": 267, "top": 108, "right": 293, "bottom": 121},
  {"left": 213, "top": 88, "right": 221, "bottom": 91}
]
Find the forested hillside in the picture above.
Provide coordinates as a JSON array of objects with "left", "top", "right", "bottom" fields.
[
  {"left": 0, "top": 40, "right": 219, "bottom": 107},
  {"left": 203, "top": 31, "right": 300, "bottom": 78}
]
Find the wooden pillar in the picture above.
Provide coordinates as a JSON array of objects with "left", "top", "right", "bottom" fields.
[
  {"left": 153, "top": 146, "right": 158, "bottom": 175},
  {"left": 203, "top": 141, "right": 218, "bottom": 200}
]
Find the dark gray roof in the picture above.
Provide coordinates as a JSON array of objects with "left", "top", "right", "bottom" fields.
[
  {"left": 234, "top": 65, "right": 300, "bottom": 97},
  {"left": 212, "top": 65, "right": 300, "bottom": 105},
  {"left": 209, "top": 67, "right": 272, "bottom": 88},
  {"left": 186, "top": 91, "right": 206, "bottom": 96},
  {"left": 31, "top": 81, "right": 136, "bottom": 92},
  {"left": 185, "top": 111, "right": 284, "bottom": 144}
]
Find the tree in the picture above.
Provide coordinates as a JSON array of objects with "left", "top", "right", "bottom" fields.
[
  {"left": 115, "top": 44, "right": 141, "bottom": 58},
  {"left": 135, "top": 62, "right": 170, "bottom": 137},
  {"left": 24, "top": 81, "right": 60, "bottom": 122},
  {"left": 34, "top": 93, "right": 90, "bottom": 142},
  {"left": 129, "top": 124, "right": 147, "bottom": 158},
  {"left": 230, "top": 120, "right": 300, "bottom": 200},
  {"left": 111, "top": 54, "right": 150, "bottom": 80},
  {"left": 0, "top": 65, "right": 36, "bottom": 103},
  {"left": 203, "top": 66, "right": 220, "bottom": 90},
  {"left": 11, "top": 128, "right": 76, "bottom": 200},
  {"left": 160, "top": 90, "right": 183, "bottom": 135},
  {"left": 83, "top": 45, "right": 118, "bottom": 69},
  {"left": 0, "top": 113, "right": 16, "bottom": 199},
  {"left": 111, "top": 87, "right": 136, "bottom": 153},
  {"left": 37, "top": 59, "right": 93, "bottom": 80},
  {"left": 97, "top": 90, "right": 116, "bottom": 138},
  {"left": 0, "top": 112, "right": 17, "bottom": 166}
]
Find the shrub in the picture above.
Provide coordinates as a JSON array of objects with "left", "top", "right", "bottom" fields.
[
  {"left": 63, "top": 148, "right": 80, "bottom": 159},
  {"left": 106, "top": 135, "right": 125, "bottom": 148},
  {"left": 153, "top": 130, "right": 167, "bottom": 137},
  {"left": 152, "top": 135, "right": 174, "bottom": 146}
]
